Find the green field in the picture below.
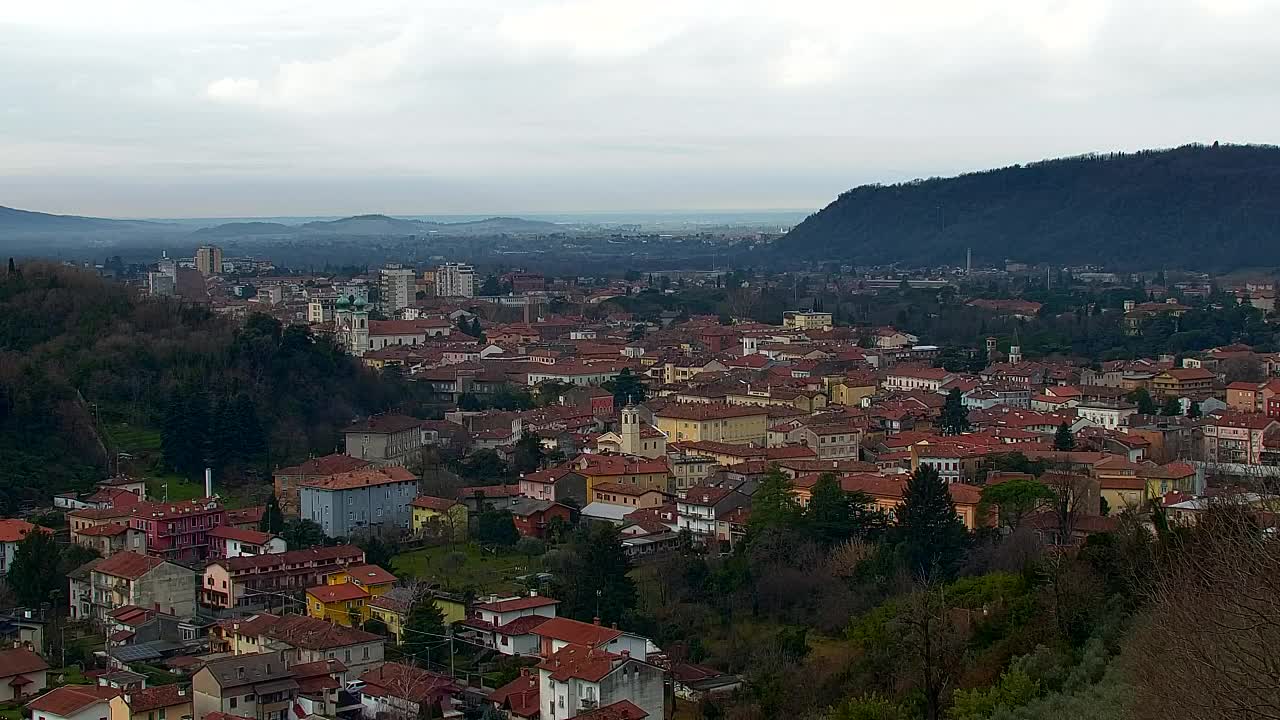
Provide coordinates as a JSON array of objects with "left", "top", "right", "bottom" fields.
[
  {"left": 391, "top": 544, "right": 542, "bottom": 595},
  {"left": 146, "top": 474, "right": 205, "bottom": 502},
  {"left": 103, "top": 423, "right": 162, "bottom": 454}
]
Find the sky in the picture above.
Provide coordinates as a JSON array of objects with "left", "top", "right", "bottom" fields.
[{"left": 2, "top": 0, "right": 1278, "bottom": 218}]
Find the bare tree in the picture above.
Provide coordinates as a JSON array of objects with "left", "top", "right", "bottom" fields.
[
  {"left": 1041, "top": 470, "right": 1097, "bottom": 541},
  {"left": 1126, "top": 505, "right": 1280, "bottom": 720},
  {"left": 893, "top": 584, "right": 967, "bottom": 720}
]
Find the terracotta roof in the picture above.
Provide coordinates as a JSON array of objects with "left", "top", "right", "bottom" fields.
[
  {"left": 577, "top": 455, "right": 670, "bottom": 477},
  {"left": 576, "top": 700, "right": 649, "bottom": 720},
  {"left": 125, "top": 684, "right": 192, "bottom": 713},
  {"left": 207, "top": 526, "right": 275, "bottom": 544},
  {"left": 680, "top": 486, "right": 735, "bottom": 507},
  {"left": 358, "top": 662, "right": 458, "bottom": 704},
  {"left": 654, "top": 403, "right": 767, "bottom": 421},
  {"left": 496, "top": 615, "right": 554, "bottom": 637},
  {"left": 474, "top": 596, "right": 560, "bottom": 613},
  {"left": 0, "top": 648, "right": 49, "bottom": 678},
  {"left": 537, "top": 644, "right": 623, "bottom": 683},
  {"left": 534, "top": 618, "right": 622, "bottom": 648},
  {"left": 264, "top": 614, "right": 381, "bottom": 650},
  {"left": 75, "top": 523, "right": 129, "bottom": 537},
  {"left": 275, "top": 454, "right": 371, "bottom": 477},
  {"left": 489, "top": 671, "right": 539, "bottom": 718},
  {"left": 342, "top": 564, "right": 397, "bottom": 586},
  {"left": 306, "top": 584, "right": 369, "bottom": 603},
  {"left": 593, "top": 482, "right": 665, "bottom": 497},
  {"left": 226, "top": 506, "right": 265, "bottom": 525},
  {"left": 410, "top": 496, "right": 460, "bottom": 512},
  {"left": 288, "top": 659, "right": 347, "bottom": 678},
  {"left": 94, "top": 551, "right": 164, "bottom": 580},
  {"left": 1159, "top": 368, "right": 1215, "bottom": 381},
  {"left": 26, "top": 685, "right": 120, "bottom": 715},
  {"left": 346, "top": 414, "right": 424, "bottom": 435},
  {"left": 223, "top": 544, "right": 364, "bottom": 572},
  {"left": 300, "top": 466, "right": 417, "bottom": 491},
  {"left": 0, "top": 519, "right": 44, "bottom": 543}
]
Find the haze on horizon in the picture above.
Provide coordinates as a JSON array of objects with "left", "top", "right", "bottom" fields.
[{"left": 3, "top": 0, "right": 1278, "bottom": 219}]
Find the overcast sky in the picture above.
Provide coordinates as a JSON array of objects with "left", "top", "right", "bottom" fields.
[{"left": 2, "top": 1, "right": 1278, "bottom": 218}]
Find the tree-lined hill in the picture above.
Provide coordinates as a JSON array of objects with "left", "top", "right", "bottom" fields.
[{"left": 774, "top": 144, "right": 1280, "bottom": 270}]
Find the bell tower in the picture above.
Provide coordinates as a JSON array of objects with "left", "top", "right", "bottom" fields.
[{"left": 620, "top": 403, "right": 641, "bottom": 456}]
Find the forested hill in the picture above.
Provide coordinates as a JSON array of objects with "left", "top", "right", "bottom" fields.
[
  {"left": 0, "top": 263, "right": 410, "bottom": 512},
  {"left": 774, "top": 144, "right": 1280, "bottom": 270}
]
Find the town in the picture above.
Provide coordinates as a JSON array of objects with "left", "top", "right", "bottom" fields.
[{"left": 0, "top": 246, "right": 1275, "bottom": 720}]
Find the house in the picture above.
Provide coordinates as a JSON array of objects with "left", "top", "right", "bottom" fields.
[
  {"left": 460, "top": 594, "right": 560, "bottom": 656},
  {"left": 202, "top": 545, "right": 365, "bottom": 610},
  {"left": 676, "top": 487, "right": 750, "bottom": 548},
  {"left": 366, "top": 588, "right": 467, "bottom": 644},
  {"left": 272, "top": 454, "right": 371, "bottom": 518},
  {"left": 519, "top": 467, "right": 589, "bottom": 506},
  {"left": 506, "top": 498, "right": 574, "bottom": 539},
  {"left": 573, "top": 455, "right": 672, "bottom": 497},
  {"left": 533, "top": 617, "right": 650, "bottom": 659},
  {"left": 653, "top": 403, "right": 769, "bottom": 446},
  {"left": 108, "top": 684, "right": 193, "bottom": 720},
  {"left": 299, "top": 466, "right": 418, "bottom": 538},
  {"left": 306, "top": 585, "right": 369, "bottom": 627},
  {"left": 344, "top": 415, "right": 425, "bottom": 466},
  {"left": 191, "top": 653, "right": 296, "bottom": 720},
  {"left": 1202, "top": 412, "right": 1280, "bottom": 465},
  {"left": 883, "top": 367, "right": 953, "bottom": 393},
  {"left": 81, "top": 552, "right": 197, "bottom": 625},
  {"left": 671, "top": 663, "right": 742, "bottom": 702},
  {"left": 0, "top": 648, "right": 49, "bottom": 701},
  {"left": 1151, "top": 368, "right": 1215, "bottom": 399},
  {"left": 358, "top": 662, "right": 460, "bottom": 720},
  {"left": 122, "top": 499, "right": 227, "bottom": 563},
  {"left": 325, "top": 564, "right": 396, "bottom": 597},
  {"left": 783, "top": 311, "right": 833, "bottom": 331},
  {"left": 289, "top": 659, "right": 347, "bottom": 718},
  {"left": 590, "top": 483, "right": 668, "bottom": 510},
  {"left": 409, "top": 496, "right": 468, "bottom": 542},
  {"left": 536, "top": 644, "right": 664, "bottom": 720},
  {"left": 0, "top": 521, "right": 48, "bottom": 575},
  {"left": 26, "top": 685, "right": 120, "bottom": 720},
  {"left": 367, "top": 318, "right": 451, "bottom": 350},
  {"left": 789, "top": 424, "right": 862, "bottom": 460},
  {"left": 205, "top": 527, "right": 285, "bottom": 561},
  {"left": 488, "top": 668, "right": 540, "bottom": 719},
  {"left": 71, "top": 522, "right": 146, "bottom": 558},
  {"left": 221, "top": 614, "right": 384, "bottom": 682}
]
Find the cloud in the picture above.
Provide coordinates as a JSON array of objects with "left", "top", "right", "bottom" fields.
[{"left": 206, "top": 76, "right": 261, "bottom": 102}]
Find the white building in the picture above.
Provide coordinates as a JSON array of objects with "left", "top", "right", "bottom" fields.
[
  {"left": 435, "top": 263, "right": 475, "bottom": 298},
  {"left": 308, "top": 299, "right": 333, "bottom": 324},
  {"left": 380, "top": 265, "right": 415, "bottom": 313},
  {"left": 1076, "top": 402, "right": 1138, "bottom": 430},
  {"left": 536, "top": 644, "right": 664, "bottom": 720},
  {"left": 0, "top": 520, "right": 43, "bottom": 576}
]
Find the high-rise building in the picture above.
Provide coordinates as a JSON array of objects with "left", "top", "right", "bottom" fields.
[
  {"left": 195, "top": 245, "right": 223, "bottom": 276},
  {"left": 379, "top": 264, "right": 415, "bottom": 313},
  {"left": 435, "top": 263, "right": 475, "bottom": 298}
]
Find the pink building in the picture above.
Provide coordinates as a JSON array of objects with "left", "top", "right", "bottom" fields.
[{"left": 127, "top": 498, "right": 226, "bottom": 562}]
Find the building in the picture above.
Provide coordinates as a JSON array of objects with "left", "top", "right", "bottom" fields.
[
  {"left": 0, "top": 520, "right": 47, "bottom": 576},
  {"left": 789, "top": 424, "right": 861, "bottom": 460},
  {"left": 1202, "top": 412, "right": 1280, "bottom": 466},
  {"left": 883, "top": 367, "right": 954, "bottom": 393},
  {"left": 460, "top": 594, "right": 561, "bottom": 656},
  {"left": 201, "top": 545, "right": 365, "bottom": 610},
  {"left": 334, "top": 296, "right": 371, "bottom": 355},
  {"left": 379, "top": 265, "right": 416, "bottom": 314},
  {"left": 536, "top": 644, "right": 664, "bottom": 720},
  {"left": 299, "top": 466, "right": 419, "bottom": 538},
  {"left": 71, "top": 522, "right": 146, "bottom": 558},
  {"left": 195, "top": 246, "right": 223, "bottom": 276},
  {"left": 488, "top": 668, "right": 540, "bottom": 719},
  {"left": 26, "top": 685, "right": 120, "bottom": 720},
  {"left": 344, "top": 415, "right": 425, "bottom": 466},
  {"left": 410, "top": 496, "right": 468, "bottom": 541},
  {"left": 358, "top": 662, "right": 461, "bottom": 720},
  {"left": 125, "top": 498, "right": 226, "bottom": 563},
  {"left": 573, "top": 455, "right": 672, "bottom": 496},
  {"left": 0, "top": 648, "right": 48, "bottom": 701},
  {"left": 220, "top": 614, "right": 384, "bottom": 682},
  {"left": 677, "top": 486, "right": 750, "bottom": 547},
  {"left": 1151, "top": 368, "right": 1215, "bottom": 399},
  {"left": 307, "top": 299, "right": 333, "bottom": 324},
  {"left": 82, "top": 552, "right": 197, "bottom": 624},
  {"left": 782, "top": 311, "right": 834, "bottom": 331},
  {"left": 206, "top": 527, "right": 286, "bottom": 560},
  {"left": 366, "top": 588, "right": 467, "bottom": 644},
  {"left": 273, "top": 454, "right": 372, "bottom": 518},
  {"left": 590, "top": 483, "right": 668, "bottom": 510},
  {"left": 192, "top": 653, "right": 296, "bottom": 720},
  {"left": 518, "top": 467, "right": 589, "bottom": 506},
  {"left": 1075, "top": 402, "right": 1139, "bottom": 430},
  {"left": 108, "top": 684, "right": 193, "bottom": 720},
  {"left": 435, "top": 263, "right": 476, "bottom": 298},
  {"left": 368, "top": 318, "right": 451, "bottom": 350},
  {"left": 306, "top": 584, "right": 369, "bottom": 627},
  {"left": 653, "top": 403, "right": 769, "bottom": 446},
  {"left": 506, "top": 499, "right": 574, "bottom": 539}
]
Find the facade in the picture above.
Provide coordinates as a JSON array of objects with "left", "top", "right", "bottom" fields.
[
  {"left": 1202, "top": 413, "right": 1280, "bottom": 466},
  {"left": 83, "top": 552, "right": 197, "bottom": 624},
  {"left": 790, "top": 424, "right": 861, "bottom": 460},
  {"left": 409, "top": 496, "right": 469, "bottom": 541},
  {"left": 435, "top": 263, "right": 476, "bottom": 298},
  {"left": 573, "top": 455, "right": 672, "bottom": 496},
  {"left": 590, "top": 484, "right": 668, "bottom": 510},
  {"left": 27, "top": 685, "right": 119, "bottom": 720},
  {"left": 883, "top": 367, "right": 953, "bottom": 393},
  {"left": 379, "top": 265, "right": 415, "bottom": 314},
  {"left": 358, "top": 663, "right": 460, "bottom": 720},
  {"left": 195, "top": 246, "right": 223, "bottom": 276},
  {"left": 367, "top": 319, "right": 451, "bottom": 350},
  {"left": 1075, "top": 402, "right": 1138, "bottom": 430},
  {"left": 1151, "top": 368, "right": 1215, "bottom": 399},
  {"left": 0, "top": 648, "right": 48, "bottom": 702},
  {"left": 653, "top": 403, "right": 769, "bottom": 446},
  {"left": 518, "top": 468, "right": 589, "bottom": 507},
  {"left": 0, "top": 520, "right": 47, "bottom": 575},
  {"left": 221, "top": 614, "right": 384, "bottom": 682},
  {"left": 108, "top": 684, "right": 193, "bottom": 720},
  {"left": 506, "top": 499, "right": 574, "bottom": 539},
  {"left": 206, "top": 527, "right": 286, "bottom": 560},
  {"left": 334, "top": 296, "right": 371, "bottom": 356},
  {"left": 536, "top": 644, "right": 663, "bottom": 720},
  {"left": 192, "top": 653, "right": 296, "bottom": 720},
  {"left": 782, "top": 311, "right": 834, "bottom": 331},
  {"left": 344, "top": 415, "right": 425, "bottom": 466},
  {"left": 676, "top": 487, "right": 750, "bottom": 545},
  {"left": 273, "top": 454, "right": 372, "bottom": 518},
  {"left": 299, "top": 466, "right": 419, "bottom": 538},
  {"left": 201, "top": 545, "right": 365, "bottom": 610}
]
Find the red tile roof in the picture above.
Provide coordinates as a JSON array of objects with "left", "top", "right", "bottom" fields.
[
  {"left": 534, "top": 618, "right": 622, "bottom": 648},
  {"left": 496, "top": 615, "right": 554, "bottom": 636},
  {"left": 576, "top": 700, "right": 649, "bottom": 720},
  {"left": 0, "top": 648, "right": 49, "bottom": 678},
  {"left": 537, "top": 643, "right": 622, "bottom": 682},
  {"left": 207, "top": 526, "right": 274, "bottom": 544},
  {"left": 342, "top": 564, "right": 397, "bottom": 586},
  {"left": 474, "top": 596, "right": 560, "bottom": 613},
  {"left": 75, "top": 523, "right": 129, "bottom": 537},
  {"left": 301, "top": 466, "right": 417, "bottom": 490},
  {"left": 223, "top": 545, "right": 364, "bottom": 572},
  {"left": 125, "top": 684, "right": 192, "bottom": 713},
  {"left": 655, "top": 403, "right": 767, "bottom": 421},
  {"left": 26, "top": 685, "right": 120, "bottom": 715},
  {"left": 489, "top": 670, "right": 539, "bottom": 718},
  {"left": 94, "top": 551, "right": 164, "bottom": 580},
  {"left": 275, "top": 454, "right": 371, "bottom": 477},
  {"left": 410, "top": 496, "right": 460, "bottom": 512},
  {"left": 358, "top": 662, "right": 458, "bottom": 704},
  {"left": 264, "top": 614, "right": 381, "bottom": 650},
  {"left": 307, "top": 584, "right": 369, "bottom": 603},
  {"left": 0, "top": 520, "right": 45, "bottom": 543}
]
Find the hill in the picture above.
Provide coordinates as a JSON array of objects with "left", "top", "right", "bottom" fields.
[
  {"left": 774, "top": 144, "right": 1280, "bottom": 270},
  {"left": 0, "top": 205, "right": 168, "bottom": 233},
  {"left": 192, "top": 221, "right": 296, "bottom": 237},
  {"left": 299, "top": 214, "right": 427, "bottom": 235}
]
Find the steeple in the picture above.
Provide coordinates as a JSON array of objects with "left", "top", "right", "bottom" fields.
[{"left": 619, "top": 402, "right": 641, "bottom": 456}]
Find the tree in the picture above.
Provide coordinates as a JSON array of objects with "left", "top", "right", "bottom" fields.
[
  {"left": 1159, "top": 395, "right": 1182, "bottom": 416},
  {"left": 1126, "top": 387, "right": 1157, "bottom": 415},
  {"left": 895, "top": 465, "right": 968, "bottom": 580},
  {"left": 550, "top": 523, "right": 636, "bottom": 625},
  {"left": 893, "top": 586, "right": 967, "bottom": 720},
  {"left": 1043, "top": 470, "right": 1093, "bottom": 542},
  {"left": 358, "top": 534, "right": 397, "bottom": 571},
  {"left": 806, "top": 473, "right": 853, "bottom": 546},
  {"left": 980, "top": 478, "right": 1053, "bottom": 530},
  {"left": 1187, "top": 400, "right": 1202, "bottom": 418},
  {"left": 260, "top": 494, "right": 286, "bottom": 534},
  {"left": 449, "top": 449, "right": 509, "bottom": 480},
  {"left": 939, "top": 388, "right": 970, "bottom": 436},
  {"left": 604, "top": 367, "right": 647, "bottom": 407},
  {"left": 8, "top": 529, "right": 61, "bottom": 607},
  {"left": 511, "top": 434, "right": 545, "bottom": 474},
  {"left": 748, "top": 467, "right": 801, "bottom": 534},
  {"left": 477, "top": 510, "right": 519, "bottom": 547},
  {"left": 1053, "top": 422, "right": 1076, "bottom": 451},
  {"left": 282, "top": 519, "right": 327, "bottom": 549},
  {"left": 401, "top": 586, "right": 448, "bottom": 665}
]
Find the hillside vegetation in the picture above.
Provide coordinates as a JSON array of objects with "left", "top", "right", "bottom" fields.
[{"left": 775, "top": 144, "right": 1280, "bottom": 269}]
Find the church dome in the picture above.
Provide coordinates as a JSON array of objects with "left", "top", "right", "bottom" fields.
[{"left": 336, "top": 295, "right": 351, "bottom": 309}]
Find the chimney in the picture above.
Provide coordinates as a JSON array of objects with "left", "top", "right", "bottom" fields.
[
  {"left": 620, "top": 650, "right": 630, "bottom": 658},
  {"left": 236, "top": 666, "right": 245, "bottom": 680},
  {"left": 593, "top": 617, "right": 600, "bottom": 625},
  {"left": 124, "top": 695, "right": 131, "bottom": 705},
  {"left": 529, "top": 589, "right": 538, "bottom": 597},
  {"left": 205, "top": 468, "right": 213, "bottom": 499},
  {"left": 177, "top": 688, "right": 186, "bottom": 697},
  {"left": 611, "top": 621, "right": 617, "bottom": 630}
]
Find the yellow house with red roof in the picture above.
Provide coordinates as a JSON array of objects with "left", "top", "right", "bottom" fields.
[{"left": 308, "top": 563, "right": 397, "bottom": 626}]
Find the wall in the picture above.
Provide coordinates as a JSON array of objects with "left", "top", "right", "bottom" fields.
[
  {"left": 302, "top": 480, "right": 417, "bottom": 538},
  {"left": 598, "top": 661, "right": 665, "bottom": 720},
  {"left": 0, "top": 668, "right": 44, "bottom": 702},
  {"left": 134, "top": 563, "right": 198, "bottom": 618}
]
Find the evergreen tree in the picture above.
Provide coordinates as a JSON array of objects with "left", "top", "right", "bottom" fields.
[
  {"left": 260, "top": 494, "right": 286, "bottom": 534},
  {"left": 1053, "top": 422, "right": 1076, "bottom": 451},
  {"left": 233, "top": 394, "right": 267, "bottom": 467},
  {"left": 939, "top": 388, "right": 970, "bottom": 435},
  {"left": 1127, "top": 387, "right": 1157, "bottom": 415},
  {"left": 1187, "top": 400, "right": 1202, "bottom": 418},
  {"left": 477, "top": 510, "right": 519, "bottom": 546},
  {"left": 806, "top": 473, "right": 853, "bottom": 546},
  {"left": 551, "top": 523, "right": 636, "bottom": 625},
  {"left": 895, "top": 465, "right": 968, "bottom": 581},
  {"left": 748, "top": 467, "right": 801, "bottom": 534},
  {"left": 210, "top": 397, "right": 238, "bottom": 472},
  {"left": 8, "top": 529, "right": 61, "bottom": 607},
  {"left": 1160, "top": 395, "right": 1183, "bottom": 416},
  {"left": 511, "top": 434, "right": 545, "bottom": 474},
  {"left": 401, "top": 590, "right": 447, "bottom": 665},
  {"left": 160, "top": 388, "right": 191, "bottom": 475},
  {"left": 605, "top": 368, "right": 647, "bottom": 408}
]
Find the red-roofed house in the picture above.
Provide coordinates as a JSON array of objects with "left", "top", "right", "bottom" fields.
[
  {"left": 536, "top": 644, "right": 662, "bottom": 720},
  {"left": 676, "top": 486, "right": 750, "bottom": 547},
  {"left": 273, "top": 454, "right": 372, "bottom": 517},
  {"left": 0, "top": 648, "right": 48, "bottom": 701},
  {"left": 206, "top": 526, "right": 285, "bottom": 560},
  {"left": 85, "top": 551, "right": 197, "bottom": 623},
  {"left": 0, "top": 521, "right": 50, "bottom": 576},
  {"left": 26, "top": 685, "right": 119, "bottom": 720},
  {"left": 1202, "top": 412, "right": 1280, "bottom": 465},
  {"left": 488, "top": 667, "right": 540, "bottom": 719},
  {"left": 461, "top": 593, "right": 560, "bottom": 655},
  {"left": 358, "top": 662, "right": 460, "bottom": 719}
]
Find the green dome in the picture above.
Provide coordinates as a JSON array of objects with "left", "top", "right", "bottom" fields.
[
  {"left": 336, "top": 295, "right": 351, "bottom": 308},
  {"left": 353, "top": 296, "right": 367, "bottom": 308}
]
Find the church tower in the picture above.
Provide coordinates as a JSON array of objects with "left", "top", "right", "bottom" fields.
[
  {"left": 620, "top": 403, "right": 641, "bottom": 456},
  {"left": 350, "top": 297, "right": 370, "bottom": 356},
  {"left": 1008, "top": 329, "right": 1022, "bottom": 365}
]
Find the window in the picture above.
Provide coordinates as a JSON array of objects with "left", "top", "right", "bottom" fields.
[
  {"left": 159, "top": 710, "right": 166, "bottom": 720},
  {"left": 363, "top": 646, "right": 369, "bottom": 659},
  {"left": 245, "top": 694, "right": 254, "bottom": 702},
  {"left": 230, "top": 698, "right": 237, "bottom": 709},
  {"left": 345, "top": 649, "right": 352, "bottom": 663}
]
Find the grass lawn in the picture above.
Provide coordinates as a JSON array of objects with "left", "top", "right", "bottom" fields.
[
  {"left": 391, "top": 544, "right": 541, "bottom": 595},
  {"left": 48, "top": 666, "right": 88, "bottom": 686},
  {"left": 103, "top": 423, "right": 162, "bottom": 454},
  {"left": 146, "top": 474, "right": 205, "bottom": 502}
]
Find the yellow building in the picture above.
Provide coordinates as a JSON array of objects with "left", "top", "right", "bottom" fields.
[
  {"left": 306, "top": 583, "right": 369, "bottom": 626},
  {"left": 325, "top": 563, "right": 397, "bottom": 597},
  {"left": 654, "top": 403, "right": 769, "bottom": 446},
  {"left": 574, "top": 454, "right": 672, "bottom": 496},
  {"left": 366, "top": 587, "right": 468, "bottom": 643},
  {"left": 410, "top": 496, "right": 469, "bottom": 541},
  {"left": 783, "top": 311, "right": 833, "bottom": 331},
  {"left": 109, "top": 685, "right": 194, "bottom": 720},
  {"left": 829, "top": 376, "right": 878, "bottom": 407}
]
